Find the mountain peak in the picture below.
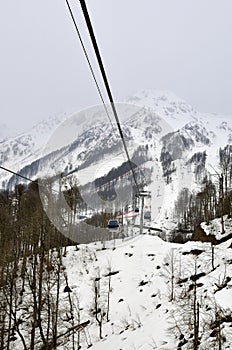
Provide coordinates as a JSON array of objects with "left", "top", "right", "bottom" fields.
[
  {"left": 127, "top": 89, "right": 185, "bottom": 102},
  {"left": 126, "top": 89, "right": 198, "bottom": 128}
]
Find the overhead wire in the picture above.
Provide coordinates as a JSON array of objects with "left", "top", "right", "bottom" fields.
[
  {"left": 0, "top": 165, "right": 93, "bottom": 233},
  {"left": 0, "top": 1, "right": 141, "bottom": 202},
  {"left": 0, "top": 166, "right": 71, "bottom": 233},
  {"left": 0, "top": 165, "right": 80, "bottom": 204},
  {"left": 78, "top": 0, "right": 141, "bottom": 195},
  {"left": 0, "top": 165, "right": 103, "bottom": 232},
  {"left": 64, "top": 0, "right": 118, "bottom": 141},
  {"left": 64, "top": 0, "right": 133, "bottom": 188},
  {"left": 0, "top": 166, "right": 36, "bottom": 185}
]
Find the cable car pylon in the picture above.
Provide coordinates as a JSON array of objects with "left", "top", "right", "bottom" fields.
[{"left": 137, "top": 190, "right": 151, "bottom": 235}]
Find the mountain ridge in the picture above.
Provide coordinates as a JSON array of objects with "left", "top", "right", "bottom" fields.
[{"left": 0, "top": 90, "right": 231, "bottom": 217}]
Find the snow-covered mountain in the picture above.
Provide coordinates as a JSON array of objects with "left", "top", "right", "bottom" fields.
[
  {"left": 0, "top": 114, "right": 67, "bottom": 169},
  {"left": 0, "top": 90, "right": 231, "bottom": 221}
]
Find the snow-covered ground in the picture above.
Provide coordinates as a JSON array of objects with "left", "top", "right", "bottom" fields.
[
  {"left": 201, "top": 215, "right": 232, "bottom": 240},
  {"left": 56, "top": 231, "right": 232, "bottom": 350},
  {"left": 4, "top": 215, "right": 232, "bottom": 350}
]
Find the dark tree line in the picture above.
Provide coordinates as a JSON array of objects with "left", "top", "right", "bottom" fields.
[
  {"left": 0, "top": 182, "right": 88, "bottom": 349},
  {"left": 0, "top": 177, "right": 123, "bottom": 349},
  {"left": 0, "top": 182, "right": 74, "bottom": 270}
]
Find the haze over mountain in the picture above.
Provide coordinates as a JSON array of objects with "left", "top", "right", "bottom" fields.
[{"left": 0, "top": 123, "right": 15, "bottom": 142}]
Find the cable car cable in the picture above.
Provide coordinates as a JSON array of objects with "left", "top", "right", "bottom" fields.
[
  {"left": 0, "top": 165, "right": 80, "bottom": 204},
  {"left": 0, "top": 166, "right": 36, "bottom": 184},
  {"left": 78, "top": 0, "right": 141, "bottom": 195},
  {"left": 64, "top": 0, "right": 118, "bottom": 142},
  {"left": 64, "top": 0, "right": 137, "bottom": 197},
  {"left": 65, "top": 0, "right": 134, "bottom": 192}
]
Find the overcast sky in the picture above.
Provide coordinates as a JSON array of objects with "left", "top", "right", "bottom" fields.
[{"left": 0, "top": 0, "right": 231, "bottom": 133}]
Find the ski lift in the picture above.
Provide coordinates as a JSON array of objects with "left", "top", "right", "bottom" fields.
[
  {"left": 144, "top": 211, "right": 151, "bottom": 220},
  {"left": 107, "top": 219, "right": 120, "bottom": 228}
]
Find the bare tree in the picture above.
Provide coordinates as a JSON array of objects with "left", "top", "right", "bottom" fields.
[
  {"left": 163, "top": 248, "right": 178, "bottom": 301},
  {"left": 103, "top": 262, "right": 119, "bottom": 322},
  {"left": 90, "top": 271, "right": 107, "bottom": 340}
]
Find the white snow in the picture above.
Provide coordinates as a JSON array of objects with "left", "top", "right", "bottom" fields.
[
  {"left": 201, "top": 215, "right": 232, "bottom": 240},
  {"left": 57, "top": 230, "right": 232, "bottom": 350},
  {"left": 215, "top": 289, "right": 232, "bottom": 310}
]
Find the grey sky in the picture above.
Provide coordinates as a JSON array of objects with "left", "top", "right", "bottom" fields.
[{"left": 0, "top": 0, "right": 231, "bottom": 133}]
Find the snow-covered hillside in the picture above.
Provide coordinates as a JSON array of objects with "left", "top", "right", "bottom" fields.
[
  {"left": 9, "top": 229, "right": 232, "bottom": 350},
  {"left": 126, "top": 90, "right": 231, "bottom": 166},
  {"left": 0, "top": 114, "right": 67, "bottom": 173}
]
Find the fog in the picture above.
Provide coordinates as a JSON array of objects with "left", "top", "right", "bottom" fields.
[{"left": 0, "top": 0, "right": 231, "bottom": 133}]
